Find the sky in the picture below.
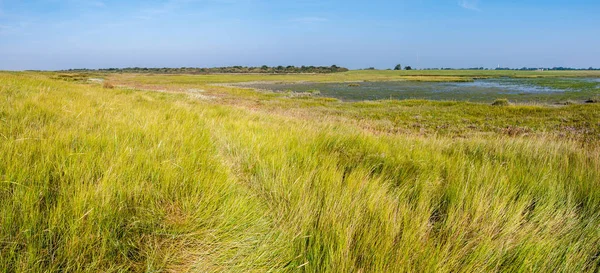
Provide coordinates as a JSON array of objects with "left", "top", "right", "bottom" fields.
[{"left": 0, "top": 0, "right": 599, "bottom": 70}]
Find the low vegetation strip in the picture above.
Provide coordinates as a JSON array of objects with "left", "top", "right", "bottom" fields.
[
  {"left": 1, "top": 72, "right": 599, "bottom": 272},
  {"left": 107, "top": 71, "right": 600, "bottom": 143},
  {"left": 57, "top": 65, "right": 350, "bottom": 74}
]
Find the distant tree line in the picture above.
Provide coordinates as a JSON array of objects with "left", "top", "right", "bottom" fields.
[
  {"left": 421, "top": 67, "right": 489, "bottom": 70},
  {"left": 494, "top": 67, "right": 600, "bottom": 71},
  {"left": 393, "top": 64, "right": 412, "bottom": 70},
  {"left": 60, "top": 65, "right": 349, "bottom": 74},
  {"left": 359, "top": 64, "right": 414, "bottom": 70},
  {"left": 421, "top": 67, "right": 600, "bottom": 71}
]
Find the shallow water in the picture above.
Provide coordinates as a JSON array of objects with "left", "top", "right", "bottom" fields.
[
  {"left": 237, "top": 77, "right": 600, "bottom": 102},
  {"left": 457, "top": 79, "right": 561, "bottom": 94},
  {"left": 575, "top": 78, "right": 600, "bottom": 83},
  {"left": 238, "top": 77, "right": 600, "bottom": 102}
]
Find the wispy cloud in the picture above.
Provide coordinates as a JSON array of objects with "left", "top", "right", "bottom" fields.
[
  {"left": 0, "top": 21, "right": 31, "bottom": 35},
  {"left": 134, "top": 0, "right": 202, "bottom": 20},
  {"left": 88, "top": 1, "right": 106, "bottom": 8},
  {"left": 290, "top": 17, "right": 328, "bottom": 23},
  {"left": 56, "top": 0, "right": 107, "bottom": 8},
  {"left": 134, "top": 0, "right": 250, "bottom": 21},
  {"left": 459, "top": 0, "right": 480, "bottom": 11}
]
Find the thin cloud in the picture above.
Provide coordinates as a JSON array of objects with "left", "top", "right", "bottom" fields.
[
  {"left": 88, "top": 1, "right": 106, "bottom": 7},
  {"left": 290, "top": 17, "right": 328, "bottom": 23},
  {"left": 459, "top": 0, "right": 480, "bottom": 11},
  {"left": 135, "top": 0, "right": 197, "bottom": 20},
  {"left": 135, "top": 0, "right": 252, "bottom": 20},
  {"left": 0, "top": 21, "right": 31, "bottom": 35},
  {"left": 136, "top": 3, "right": 178, "bottom": 20},
  {"left": 57, "top": 0, "right": 107, "bottom": 8}
]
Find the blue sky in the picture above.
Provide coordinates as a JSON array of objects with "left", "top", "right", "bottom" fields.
[{"left": 1, "top": 0, "right": 599, "bottom": 70}]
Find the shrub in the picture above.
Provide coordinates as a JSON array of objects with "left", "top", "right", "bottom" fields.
[
  {"left": 585, "top": 96, "right": 599, "bottom": 103},
  {"left": 491, "top": 98, "right": 510, "bottom": 106},
  {"left": 102, "top": 81, "right": 115, "bottom": 89}
]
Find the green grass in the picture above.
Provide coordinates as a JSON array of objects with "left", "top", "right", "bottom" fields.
[
  {"left": 103, "top": 70, "right": 600, "bottom": 104},
  {"left": 105, "top": 72, "right": 600, "bottom": 141},
  {"left": 102, "top": 69, "right": 600, "bottom": 86},
  {"left": 1, "top": 72, "right": 599, "bottom": 272}
]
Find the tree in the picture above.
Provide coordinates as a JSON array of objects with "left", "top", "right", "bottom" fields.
[
  {"left": 394, "top": 64, "right": 402, "bottom": 70},
  {"left": 405, "top": 66, "right": 412, "bottom": 70}
]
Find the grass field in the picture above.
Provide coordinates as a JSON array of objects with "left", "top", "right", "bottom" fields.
[
  {"left": 1, "top": 71, "right": 599, "bottom": 272},
  {"left": 102, "top": 69, "right": 600, "bottom": 85}
]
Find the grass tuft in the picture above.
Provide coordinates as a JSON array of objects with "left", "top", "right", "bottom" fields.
[
  {"left": 491, "top": 98, "right": 511, "bottom": 106},
  {"left": 102, "top": 81, "right": 115, "bottom": 89}
]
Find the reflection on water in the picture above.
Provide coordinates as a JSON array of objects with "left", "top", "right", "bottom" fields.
[
  {"left": 457, "top": 79, "right": 560, "bottom": 94},
  {"left": 236, "top": 78, "right": 600, "bottom": 103}
]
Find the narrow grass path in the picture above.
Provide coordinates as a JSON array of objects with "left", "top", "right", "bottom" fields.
[{"left": 0, "top": 74, "right": 288, "bottom": 271}]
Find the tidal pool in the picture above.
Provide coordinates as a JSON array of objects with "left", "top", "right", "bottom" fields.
[{"left": 237, "top": 78, "right": 600, "bottom": 103}]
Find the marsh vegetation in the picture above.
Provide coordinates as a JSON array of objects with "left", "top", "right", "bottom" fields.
[
  {"left": 238, "top": 77, "right": 600, "bottom": 103},
  {"left": 1, "top": 70, "right": 599, "bottom": 272}
]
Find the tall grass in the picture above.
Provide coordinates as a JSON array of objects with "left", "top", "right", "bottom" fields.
[{"left": 1, "top": 73, "right": 599, "bottom": 272}]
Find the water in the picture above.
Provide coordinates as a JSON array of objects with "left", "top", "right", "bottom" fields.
[
  {"left": 236, "top": 78, "right": 600, "bottom": 102},
  {"left": 575, "top": 78, "right": 600, "bottom": 83},
  {"left": 458, "top": 79, "right": 561, "bottom": 94}
]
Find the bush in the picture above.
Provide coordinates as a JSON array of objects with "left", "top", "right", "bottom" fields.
[
  {"left": 102, "top": 82, "right": 115, "bottom": 89},
  {"left": 491, "top": 98, "right": 510, "bottom": 106},
  {"left": 585, "top": 96, "right": 599, "bottom": 103}
]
